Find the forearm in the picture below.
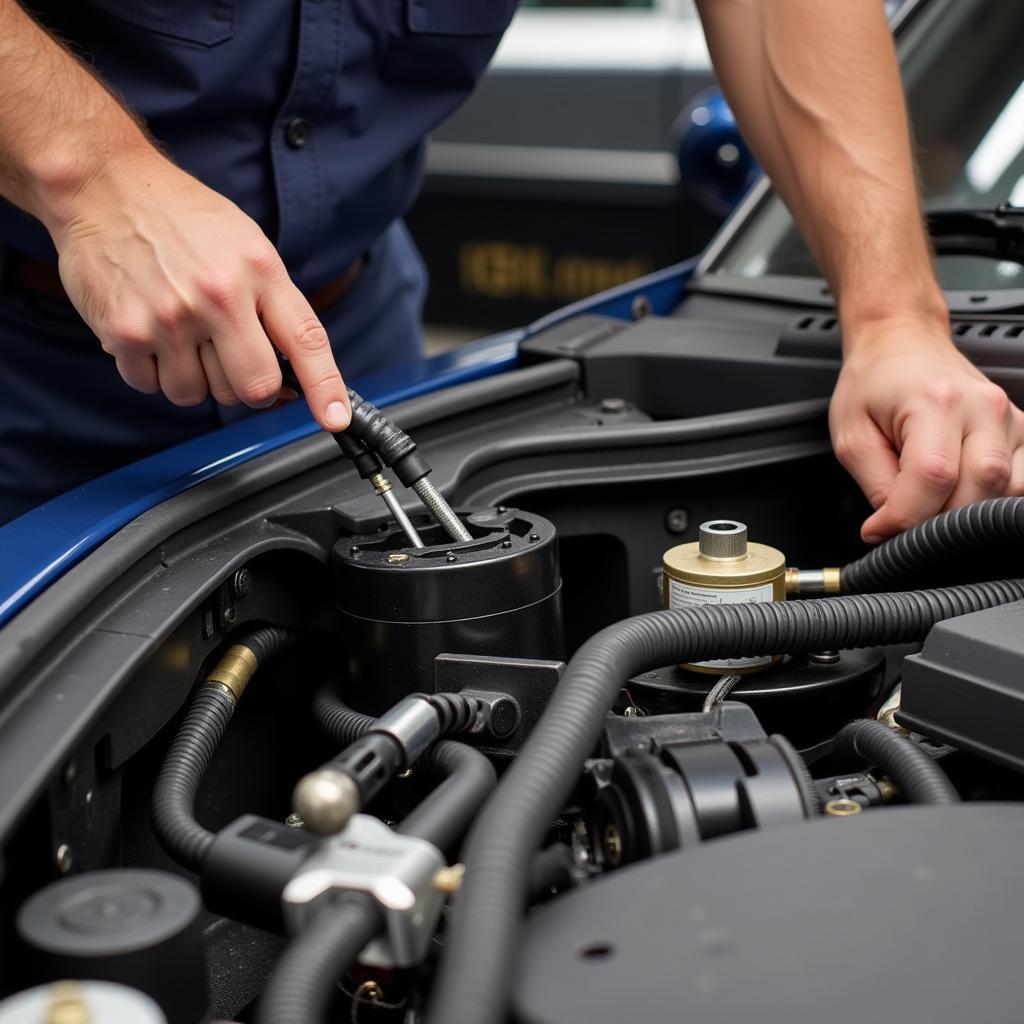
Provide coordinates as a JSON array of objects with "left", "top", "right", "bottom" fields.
[
  {"left": 696, "top": 0, "right": 947, "bottom": 341},
  {"left": 0, "top": 0, "right": 155, "bottom": 237}
]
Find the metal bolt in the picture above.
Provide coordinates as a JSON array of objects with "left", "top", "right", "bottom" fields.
[
  {"left": 285, "top": 813, "right": 305, "bottom": 829},
  {"left": 631, "top": 294, "right": 652, "bottom": 320},
  {"left": 433, "top": 863, "right": 466, "bottom": 894},
  {"left": 233, "top": 568, "right": 252, "bottom": 598},
  {"left": 809, "top": 650, "right": 841, "bottom": 665},
  {"left": 600, "top": 397, "right": 626, "bottom": 414},
  {"left": 602, "top": 824, "right": 623, "bottom": 867},
  {"left": 824, "top": 798, "right": 862, "bottom": 817},
  {"left": 350, "top": 546, "right": 360, "bottom": 556},
  {"left": 501, "top": 538, "right": 513, "bottom": 549},
  {"left": 623, "top": 705, "right": 645, "bottom": 718},
  {"left": 386, "top": 552, "right": 409, "bottom": 565},
  {"left": 221, "top": 606, "right": 237, "bottom": 628},
  {"left": 446, "top": 553, "right": 458, "bottom": 564},
  {"left": 496, "top": 506, "right": 507, "bottom": 514},
  {"left": 529, "top": 533, "right": 540, "bottom": 543},
  {"left": 55, "top": 844, "right": 74, "bottom": 874},
  {"left": 665, "top": 508, "right": 690, "bottom": 534}
]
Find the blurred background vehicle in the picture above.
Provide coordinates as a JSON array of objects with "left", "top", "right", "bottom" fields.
[{"left": 407, "top": 0, "right": 759, "bottom": 334}]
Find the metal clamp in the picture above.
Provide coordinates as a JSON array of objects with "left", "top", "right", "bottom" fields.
[{"left": 281, "top": 815, "right": 445, "bottom": 968}]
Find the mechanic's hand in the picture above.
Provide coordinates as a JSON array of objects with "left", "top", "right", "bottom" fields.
[
  {"left": 829, "top": 317, "right": 1024, "bottom": 542},
  {"left": 49, "top": 151, "right": 350, "bottom": 431}
]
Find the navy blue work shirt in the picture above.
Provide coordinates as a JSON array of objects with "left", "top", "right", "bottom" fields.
[{"left": 4, "top": 1, "right": 517, "bottom": 291}]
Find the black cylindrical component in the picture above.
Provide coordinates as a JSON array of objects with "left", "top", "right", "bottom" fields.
[
  {"left": 256, "top": 892, "right": 384, "bottom": 1024},
  {"left": 841, "top": 497, "right": 1024, "bottom": 593},
  {"left": 424, "top": 578, "right": 1024, "bottom": 1024},
  {"left": 151, "top": 685, "right": 235, "bottom": 871},
  {"left": 16, "top": 870, "right": 208, "bottom": 1024},
  {"left": 396, "top": 739, "right": 497, "bottom": 852},
  {"left": 626, "top": 648, "right": 886, "bottom": 748},
  {"left": 331, "top": 731, "right": 405, "bottom": 801},
  {"left": 333, "top": 507, "right": 564, "bottom": 714},
  {"left": 834, "top": 718, "right": 959, "bottom": 804},
  {"left": 201, "top": 814, "right": 317, "bottom": 933}
]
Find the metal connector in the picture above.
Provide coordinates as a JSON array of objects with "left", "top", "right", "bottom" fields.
[
  {"left": 411, "top": 477, "right": 472, "bottom": 543},
  {"left": 203, "top": 643, "right": 259, "bottom": 702},
  {"left": 370, "top": 472, "right": 425, "bottom": 549},
  {"left": 785, "top": 567, "right": 842, "bottom": 596},
  {"left": 281, "top": 814, "right": 445, "bottom": 967}
]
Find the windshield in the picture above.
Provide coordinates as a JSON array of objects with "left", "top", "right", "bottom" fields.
[{"left": 707, "top": 0, "right": 1024, "bottom": 294}]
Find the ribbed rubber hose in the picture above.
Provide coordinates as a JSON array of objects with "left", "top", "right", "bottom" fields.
[
  {"left": 841, "top": 497, "right": 1024, "bottom": 593},
  {"left": 256, "top": 893, "right": 384, "bottom": 1024},
  {"left": 313, "top": 689, "right": 496, "bottom": 853},
  {"left": 395, "top": 740, "right": 496, "bottom": 851},
  {"left": 835, "top": 718, "right": 958, "bottom": 804},
  {"left": 152, "top": 626, "right": 296, "bottom": 871},
  {"left": 152, "top": 686, "right": 234, "bottom": 871},
  {"left": 424, "top": 579, "right": 1024, "bottom": 1024}
]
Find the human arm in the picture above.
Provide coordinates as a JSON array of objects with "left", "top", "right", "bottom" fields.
[
  {"left": 695, "top": 0, "right": 1024, "bottom": 540},
  {"left": 0, "top": 0, "right": 350, "bottom": 429}
]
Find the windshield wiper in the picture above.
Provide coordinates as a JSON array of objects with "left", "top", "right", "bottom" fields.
[{"left": 927, "top": 206, "right": 1024, "bottom": 262}]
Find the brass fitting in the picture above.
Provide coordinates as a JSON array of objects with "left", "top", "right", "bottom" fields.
[
  {"left": 203, "top": 643, "right": 259, "bottom": 703},
  {"left": 785, "top": 567, "right": 842, "bottom": 596},
  {"left": 433, "top": 863, "right": 466, "bottom": 894},
  {"left": 824, "top": 798, "right": 862, "bottom": 817},
  {"left": 369, "top": 471, "right": 392, "bottom": 496}
]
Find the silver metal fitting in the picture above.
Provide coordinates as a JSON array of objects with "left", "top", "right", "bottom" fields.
[
  {"left": 281, "top": 814, "right": 446, "bottom": 968},
  {"left": 373, "top": 696, "right": 440, "bottom": 767},
  {"left": 698, "top": 520, "right": 748, "bottom": 559},
  {"left": 292, "top": 769, "right": 361, "bottom": 836},
  {"left": 370, "top": 472, "right": 425, "bottom": 548}
]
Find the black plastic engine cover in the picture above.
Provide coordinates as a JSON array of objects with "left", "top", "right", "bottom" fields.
[
  {"left": 899, "top": 601, "right": 1024, "bottom": 772},
  {"left": 515, "top": 804, "right": 1024, "bottom": 1024}
]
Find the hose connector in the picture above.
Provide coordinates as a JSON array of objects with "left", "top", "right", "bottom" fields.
[{"left": 785, "top": 567, "right": 842, "bottom": 596}]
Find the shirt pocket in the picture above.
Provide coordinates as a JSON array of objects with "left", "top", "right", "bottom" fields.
[
  {"left": 406, "top": 0, "right": 518, "bottom": 35},
  {"left": 383, "top": 0, "right": 518, "bottom": 87},
  {"left": 83, "top": 0, "right": 237, "bottom": 47}
]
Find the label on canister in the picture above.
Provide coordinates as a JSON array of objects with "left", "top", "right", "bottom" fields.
[{"left": 667, "top": 579, "right": 775, "bottom": 669}]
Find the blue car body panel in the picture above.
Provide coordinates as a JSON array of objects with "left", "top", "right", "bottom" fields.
[{"left": 0, "top": 259, "right": 696, "bottom": 629}]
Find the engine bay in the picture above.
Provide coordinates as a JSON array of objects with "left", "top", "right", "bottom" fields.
[{"left": 2, "top": 312, "right": 1024, "bottom": 1024}]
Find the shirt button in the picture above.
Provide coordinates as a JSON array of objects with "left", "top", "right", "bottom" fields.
[{"left": 285, "top": 118, "right": 312, "bottom": 149}]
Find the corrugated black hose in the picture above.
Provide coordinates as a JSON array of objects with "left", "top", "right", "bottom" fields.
[
  {"left": 255, "top": 892, "right": 384, "bottom": 1024},
  {"left": 312, "top": 688, "right": 497, "bottom": 852},
  {"left": 424, "top": 579, "right": 1024, "bottom": 1024},
  {"left": 151, "top": 626, "right": 296, "bottom": 871},
  {"left": 835, "top": 718, "right": 958, "bottom": 803},
  {"left": 841, "top": 496, "right": 1024, "bottom": 593}
]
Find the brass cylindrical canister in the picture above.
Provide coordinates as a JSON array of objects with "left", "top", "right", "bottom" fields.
[{"left": 662, "top": 520, "right": 786, "bottom": 674}]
